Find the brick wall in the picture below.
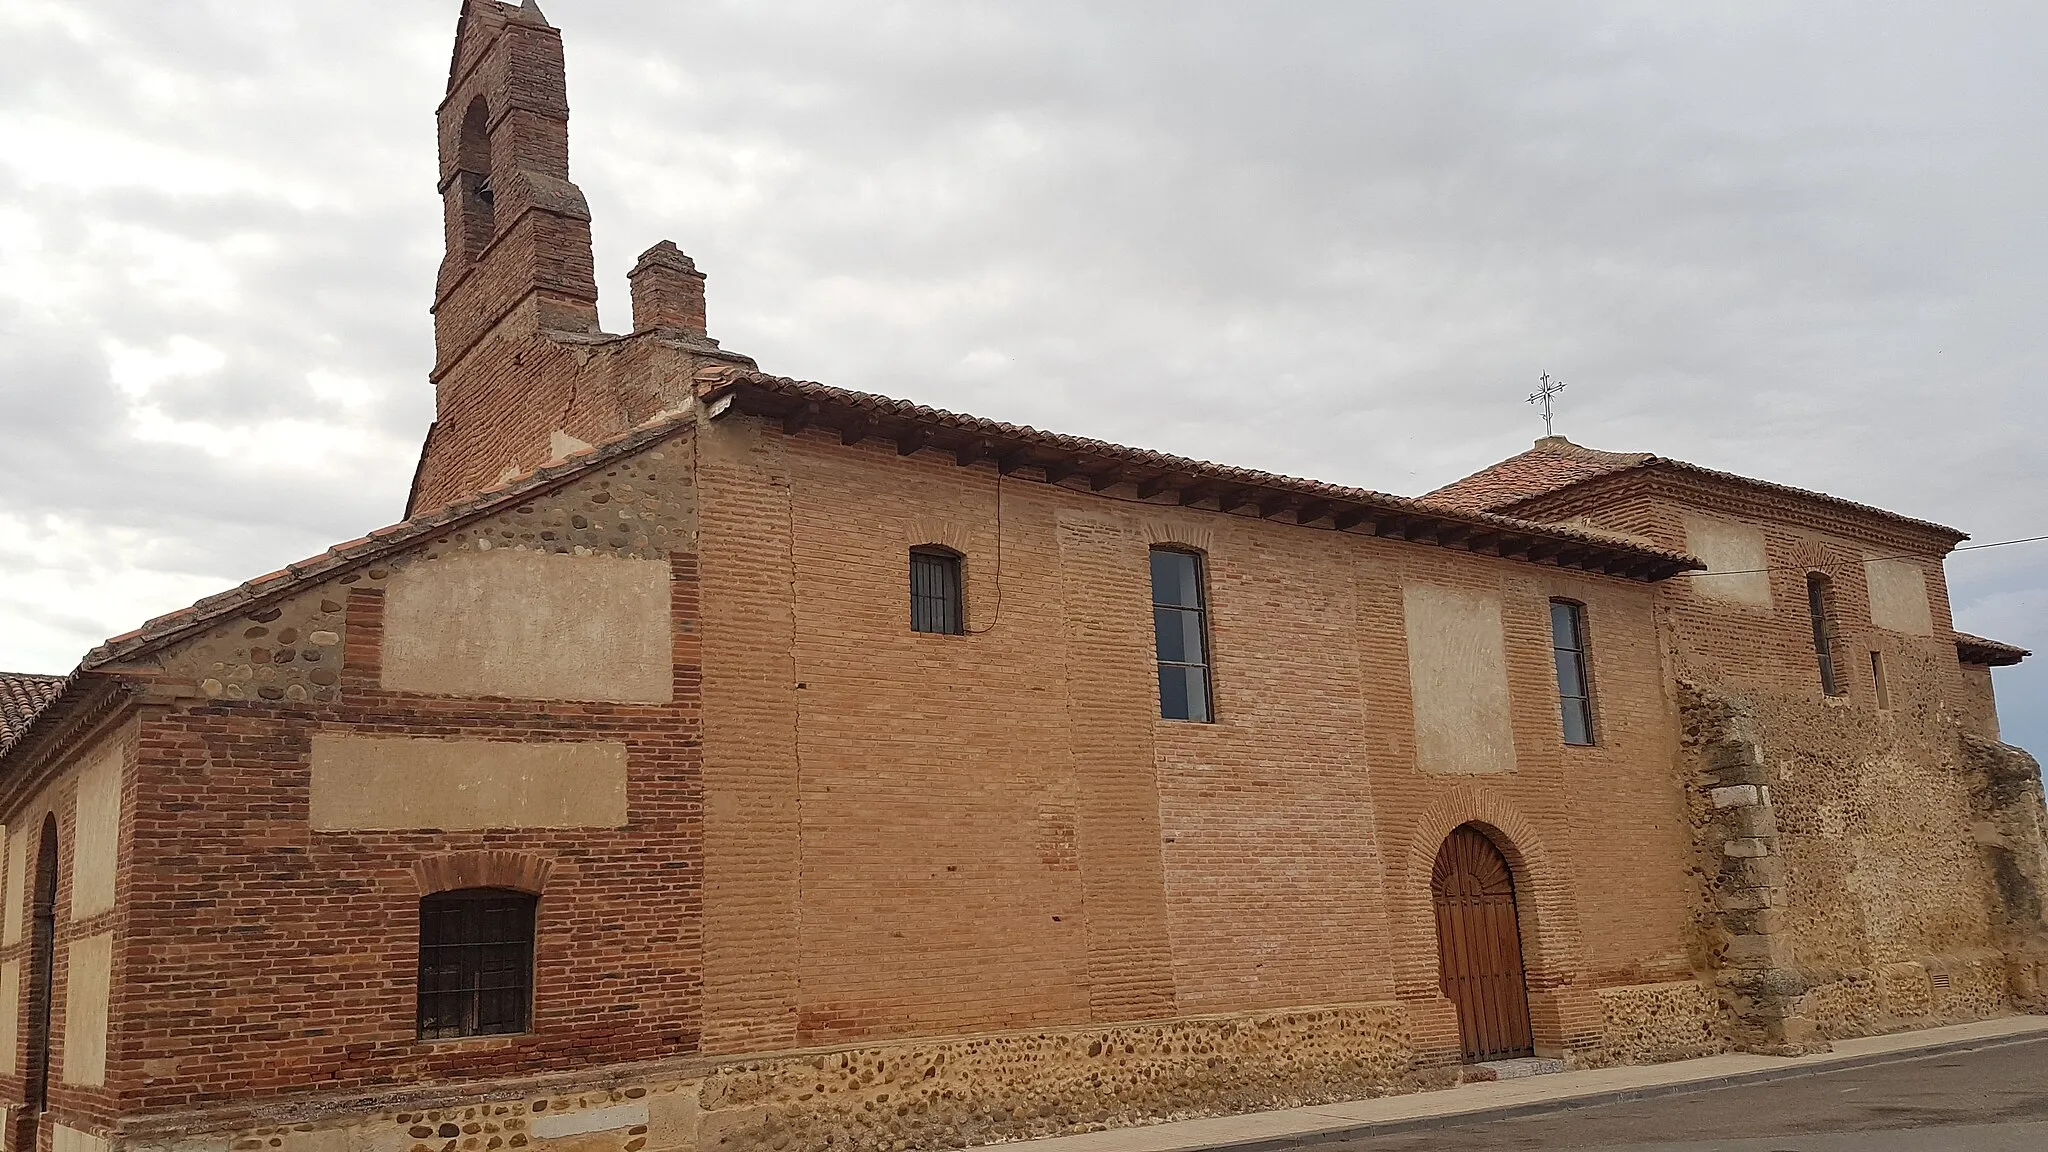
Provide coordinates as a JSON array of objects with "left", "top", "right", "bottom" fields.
[{"left": 694, "top": 416, "right": 1696, "bottom": 1059}]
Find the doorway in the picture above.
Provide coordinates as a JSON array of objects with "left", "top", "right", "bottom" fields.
[
  {"left": 1431, "top": 823, "right": 1535, "bottom": 1062},
  {"left": 18, "top": 816, "right": 59, "bottom": 1152}
]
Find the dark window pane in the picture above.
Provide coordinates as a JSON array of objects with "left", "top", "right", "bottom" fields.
[
  {"left": 1150, "top": 549, "right": 1203, "bottom": 609},
  {"left": 1555, "top": 652, "right": 1586, "bottom": 699},
  {"left": 1153, "top": 606, "right": 1206, "bottom": 664},
  {"left": 1549, "top": 601, "right": 1579, "bottom": 648},
  {"left": 1158, "top": 664, "right": 1211, "bottom": 723},
  {"left": 1560, "top": 699, "right": 1592, "bottom": 746},
  {"left": 418, "top": 889, "right": 535, "bottom": 1040}
]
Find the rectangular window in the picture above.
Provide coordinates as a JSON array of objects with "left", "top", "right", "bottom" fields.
[
  {"left": 910, "top": 548, "right": 964, "bottom": 634},
  {"left": 418, "top": 889, "right": 535, "bottom": 1040},
  {"left": 1548, "top": 600, "right": 1595, "bottom": 745},
  {"left": 1151, "top": 548, "right": 1213, "bottom": 722},
  {"left": 1807, "top": 574, "right": 1842, "bottom": 695},
  {"left": 1870, "top": 650, "right": 1891, "bottom": 710}
]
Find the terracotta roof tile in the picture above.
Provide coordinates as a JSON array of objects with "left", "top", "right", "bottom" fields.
[
  {"left": 1424, "top": 436, "right": 1964, "bottom": 541},
  {"left": 1425, "top": 437, "right": 1652, "bottom": 513},
  {"left": 0, "top": 672, "right": 68, "bottom": 752},
  {"left": 1956, "top": 632, "right": 2030, "bottom": 667}
]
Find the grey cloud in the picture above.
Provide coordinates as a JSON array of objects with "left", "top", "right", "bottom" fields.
[{"left": 0, "top": 0, "right": 2042, "bottom": 750}]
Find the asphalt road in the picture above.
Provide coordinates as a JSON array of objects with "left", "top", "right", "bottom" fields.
[{"left": 1288, "top": 1035, "right": 2048, "bottom": 1151}]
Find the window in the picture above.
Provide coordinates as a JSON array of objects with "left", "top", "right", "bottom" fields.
[
  {"left": 1151, "top": 548, "right": 1213, "bottom": 722},
  {"left": 1549, "top": 600, "right": 1595, "bottom": 745},
  {"left": 1870, "top": 650, "right": 1891, "bottom": 710},
  {"left": 418, "top": 888, "right": 536, "bottom": 1040},
  {"left": 910, "top": 547, "right": 964, "bottom": 634},
  {"left": 1806, "top": 573, "right": 1842, "bottom": 695}
]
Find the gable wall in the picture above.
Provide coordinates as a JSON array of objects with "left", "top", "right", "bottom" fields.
[{"left": 107, "top": 434, "right": 708, "bottom": 1122}]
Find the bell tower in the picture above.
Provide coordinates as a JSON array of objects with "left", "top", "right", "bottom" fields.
[{"left": 431, "top": 0, "right": 599, "bottom": 376}]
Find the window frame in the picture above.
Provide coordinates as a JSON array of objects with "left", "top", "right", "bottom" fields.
[
  {"left": 1547, "top": 598, "right": 1596, "bottom": 746},
  {"left": 416, "top": 887, "right": 538, "bottom": 1042},
  {"left": 909, "top": 545, "right": 966, "bottom": 635},
  {"left": 1149, "top": 546, "right": 1216, "bottom": 723},
  {"left": 1805, "top": 572, "right": 1843, "bottom": 696}
]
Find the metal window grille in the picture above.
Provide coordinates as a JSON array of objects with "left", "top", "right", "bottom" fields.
[
  {"left": 910, "top": 548, "right": 964, "bottom": 635},
  {"left": 1150, "top": 548, "right": 1213, "bottom": 722},
  {"left": 417, "top": 889, "right": 535, "bottom": 1040},
  {"left": 1549, "top": 600, "right": 1595, "bottom": 746},
  {"left": 1806, "top": 574, "right": 1842, "bottom": 695}
]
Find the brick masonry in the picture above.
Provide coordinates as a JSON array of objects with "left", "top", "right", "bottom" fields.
[{"left": 0, "top": 3, "right": 2041, "bottom": 1150}]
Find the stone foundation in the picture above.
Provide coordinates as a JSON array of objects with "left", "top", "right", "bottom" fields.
[
  {"left": 1585, "top": 980, "right": 1722, "bottom": 1066},
  {"left": 122, "top": 1001, "right": 1433, "bottom": 1152}
]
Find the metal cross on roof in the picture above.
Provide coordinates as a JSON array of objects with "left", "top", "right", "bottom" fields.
[{"left": 1527, "top": 373, "right": 1567, "bottom": 437}]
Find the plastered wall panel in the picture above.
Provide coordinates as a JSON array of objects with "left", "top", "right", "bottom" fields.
[
  {"left": 72, "top": 745, "right": 122, "bottom": 920},
  {"left": 1402, "top": 583, "right": 1516, "bottom": 775},
  {"left": 308, "top": 736, "right": 628, "bottom": 831},
  {"left": 53, "top": 1125, "right": 110, "bottom": 1152},
  {"left": 1684, "top": 516, "right": 1772, "bottom": 607},
  {"left": 381, "top": 548, "right": 673, "bottom": 703},
  {"left": 1, "top": 826, "right": 23, "bottom": 948},
  {"left": 1865, "top": 557, "right": 1934, "bottom": 636},
  {"left": 0, "top": 958, "right": 17, "bottom": 1074},
  {"left": 63, "top": 931, "right": 112, "bottom": 1086}
]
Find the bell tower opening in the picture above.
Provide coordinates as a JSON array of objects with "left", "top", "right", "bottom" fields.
[{"left": 454, "top": 95, "right": 495, "bottom": 261}]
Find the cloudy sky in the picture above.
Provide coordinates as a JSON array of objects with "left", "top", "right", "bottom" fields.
[{"left": 2, "top": 1, "right": 2043, "bottom": 747}]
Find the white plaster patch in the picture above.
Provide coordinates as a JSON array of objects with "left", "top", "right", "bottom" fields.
[
  {"left": 72, "top": 744, "right": 122, "bottom": 920},
  {"left": 308, "top": 735, "right": 628, "bottom": 831},
  {"left": 63, "top": 932, "right": 112, "bottom": 1085},
  {"left": 2, "top": 825, "right": 24, "bottom": 947},
  {"left": 530, "top": 1102, "right": 650, "bottom": 1138},
  {"left": 52, "top": 1124, "right": 110, "bottom": 1152},
  {"left": 381, "top": 548, "right": 673, "bottom": 703},
  {"left": 1402, "top": 584, "right": 1515, "bottom": 775},
  {"left": 0, "top": 959, "right": 16, "bottom": 1074},
  {"left": 1864, "top": 556, "right": 1933, "bottom": 636},
  {"left": 1683, "top": 515, "right": 1772, "bottom": 607}
]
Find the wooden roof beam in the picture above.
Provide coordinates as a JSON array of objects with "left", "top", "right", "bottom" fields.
[
  {"left": 838, "top": 416, "right": 873, "bottom": 447},
  {"left": 1332, "top": 508, "right": 1374, "bottom": 532},
  {"left": 1136, "top": 475, "right": 1176, "bottom": 500},
  {"left": 782, "top": 401, "right": 819, "bottom": 435},
  {"left": 1088, "top": 467, "right": 1125, "bottom": 492},
  {"left": 955, "top": 438, "right": 992, "bottom": 467},
  {"left": 1294, "top": 500, "right": 1331, "bottom": 526},
  {"left": 896, "top": 428, "right": 931, "bottom": 456}
]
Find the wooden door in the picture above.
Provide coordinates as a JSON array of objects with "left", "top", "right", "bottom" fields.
[{"left": 1432, "top": 825, "right": 1534, "bottom": 1062}]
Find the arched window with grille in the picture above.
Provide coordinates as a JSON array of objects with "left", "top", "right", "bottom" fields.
[
  {"left": 910, "top": 545, "right": 964, "bottom": 635},
  {"left": 417, "top": 887, "right": 536, "bottom": 1039}
]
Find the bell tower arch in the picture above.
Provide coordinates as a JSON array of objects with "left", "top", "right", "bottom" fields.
[{"left": 432, "top": 0, "right": 600, "bottom": 375}]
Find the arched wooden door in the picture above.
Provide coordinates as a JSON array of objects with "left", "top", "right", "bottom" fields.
[{"left": 1431, "top": 824, "right": 1534, "bottom": 1062}]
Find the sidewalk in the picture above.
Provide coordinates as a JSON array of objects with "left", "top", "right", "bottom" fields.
[{"left": 1009, "top": 1015, "right": 2048, "bottom": 1152}]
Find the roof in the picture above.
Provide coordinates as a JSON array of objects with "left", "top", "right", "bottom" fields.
[
  {"left": 9, "top": 369, "right": 1703, "bottom": 767},
  {"left": 1425, "top": 437, "right": 1652, "bottom": 514},
  {"left": 0, "top": 673, "right": 68, "bottom": 756},
  {"left": 1956, "top": 632, "right": 2030, "bottom": 667},
  {"left": 698, "top": 369, "right": 1700, "bottom": 581},
  {"left": 77, "top": 409, "right": 699, "bottom": 674},
  {"left": 1425, "top": 436, "right": 1966, "bottom": 542}
]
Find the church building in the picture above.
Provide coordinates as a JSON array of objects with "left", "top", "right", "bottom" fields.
[{"left": 0, "top": 3, "right": 2040, "bottom": 1151}]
